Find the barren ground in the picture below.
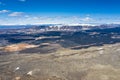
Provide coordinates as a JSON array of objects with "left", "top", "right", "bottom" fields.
[{"left": 0, "top": 43, "right": 120, "bottom": 80}]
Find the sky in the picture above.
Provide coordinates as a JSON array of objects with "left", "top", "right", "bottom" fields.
[{"left": 0, "top": 0, "right": 120, "bottom": 25}]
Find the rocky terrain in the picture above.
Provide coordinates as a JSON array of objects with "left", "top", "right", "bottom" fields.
[
  {"left": 0, "top": 25, "right": 120, "bottom": 80},
  {"left": 3, "top": 43, "right": 38, "bottom": 52},
  {"left": 0, "top": 43, "right": 120, "bottom": 80}
]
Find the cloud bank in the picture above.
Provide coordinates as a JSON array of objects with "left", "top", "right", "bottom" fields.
[{"left": 8, "top": 12, "right": 24, "bottom": 17}]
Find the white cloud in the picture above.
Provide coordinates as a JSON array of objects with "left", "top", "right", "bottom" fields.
[
  {"left": 8, "top": 12, "right": 24, "bottom": 17},
  {"left": 0, "top": 10, "right": 9, "bottom": 13},
  {"left": 0, "top": 15, "right": 96, "bottom": 25},
  {"left": 24, "top": 15, "right": 30, "bottom": 18},
  {"left": 19, "top": 0, "right": 26, "bottom": 2},
  {"left": 33, "top": 17, "right": 39, "bottom": 20},
  {"left": 81, "top": 17, "right": 93, "bottom": 22}
]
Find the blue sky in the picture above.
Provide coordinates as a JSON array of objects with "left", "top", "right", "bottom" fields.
[{"left": 0, "top": 0, "right": 120, "bottom": 25}]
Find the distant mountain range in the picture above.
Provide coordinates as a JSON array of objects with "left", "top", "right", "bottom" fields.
[{"left": 0, "top": 24, "right": 120, "bottom": 34}]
